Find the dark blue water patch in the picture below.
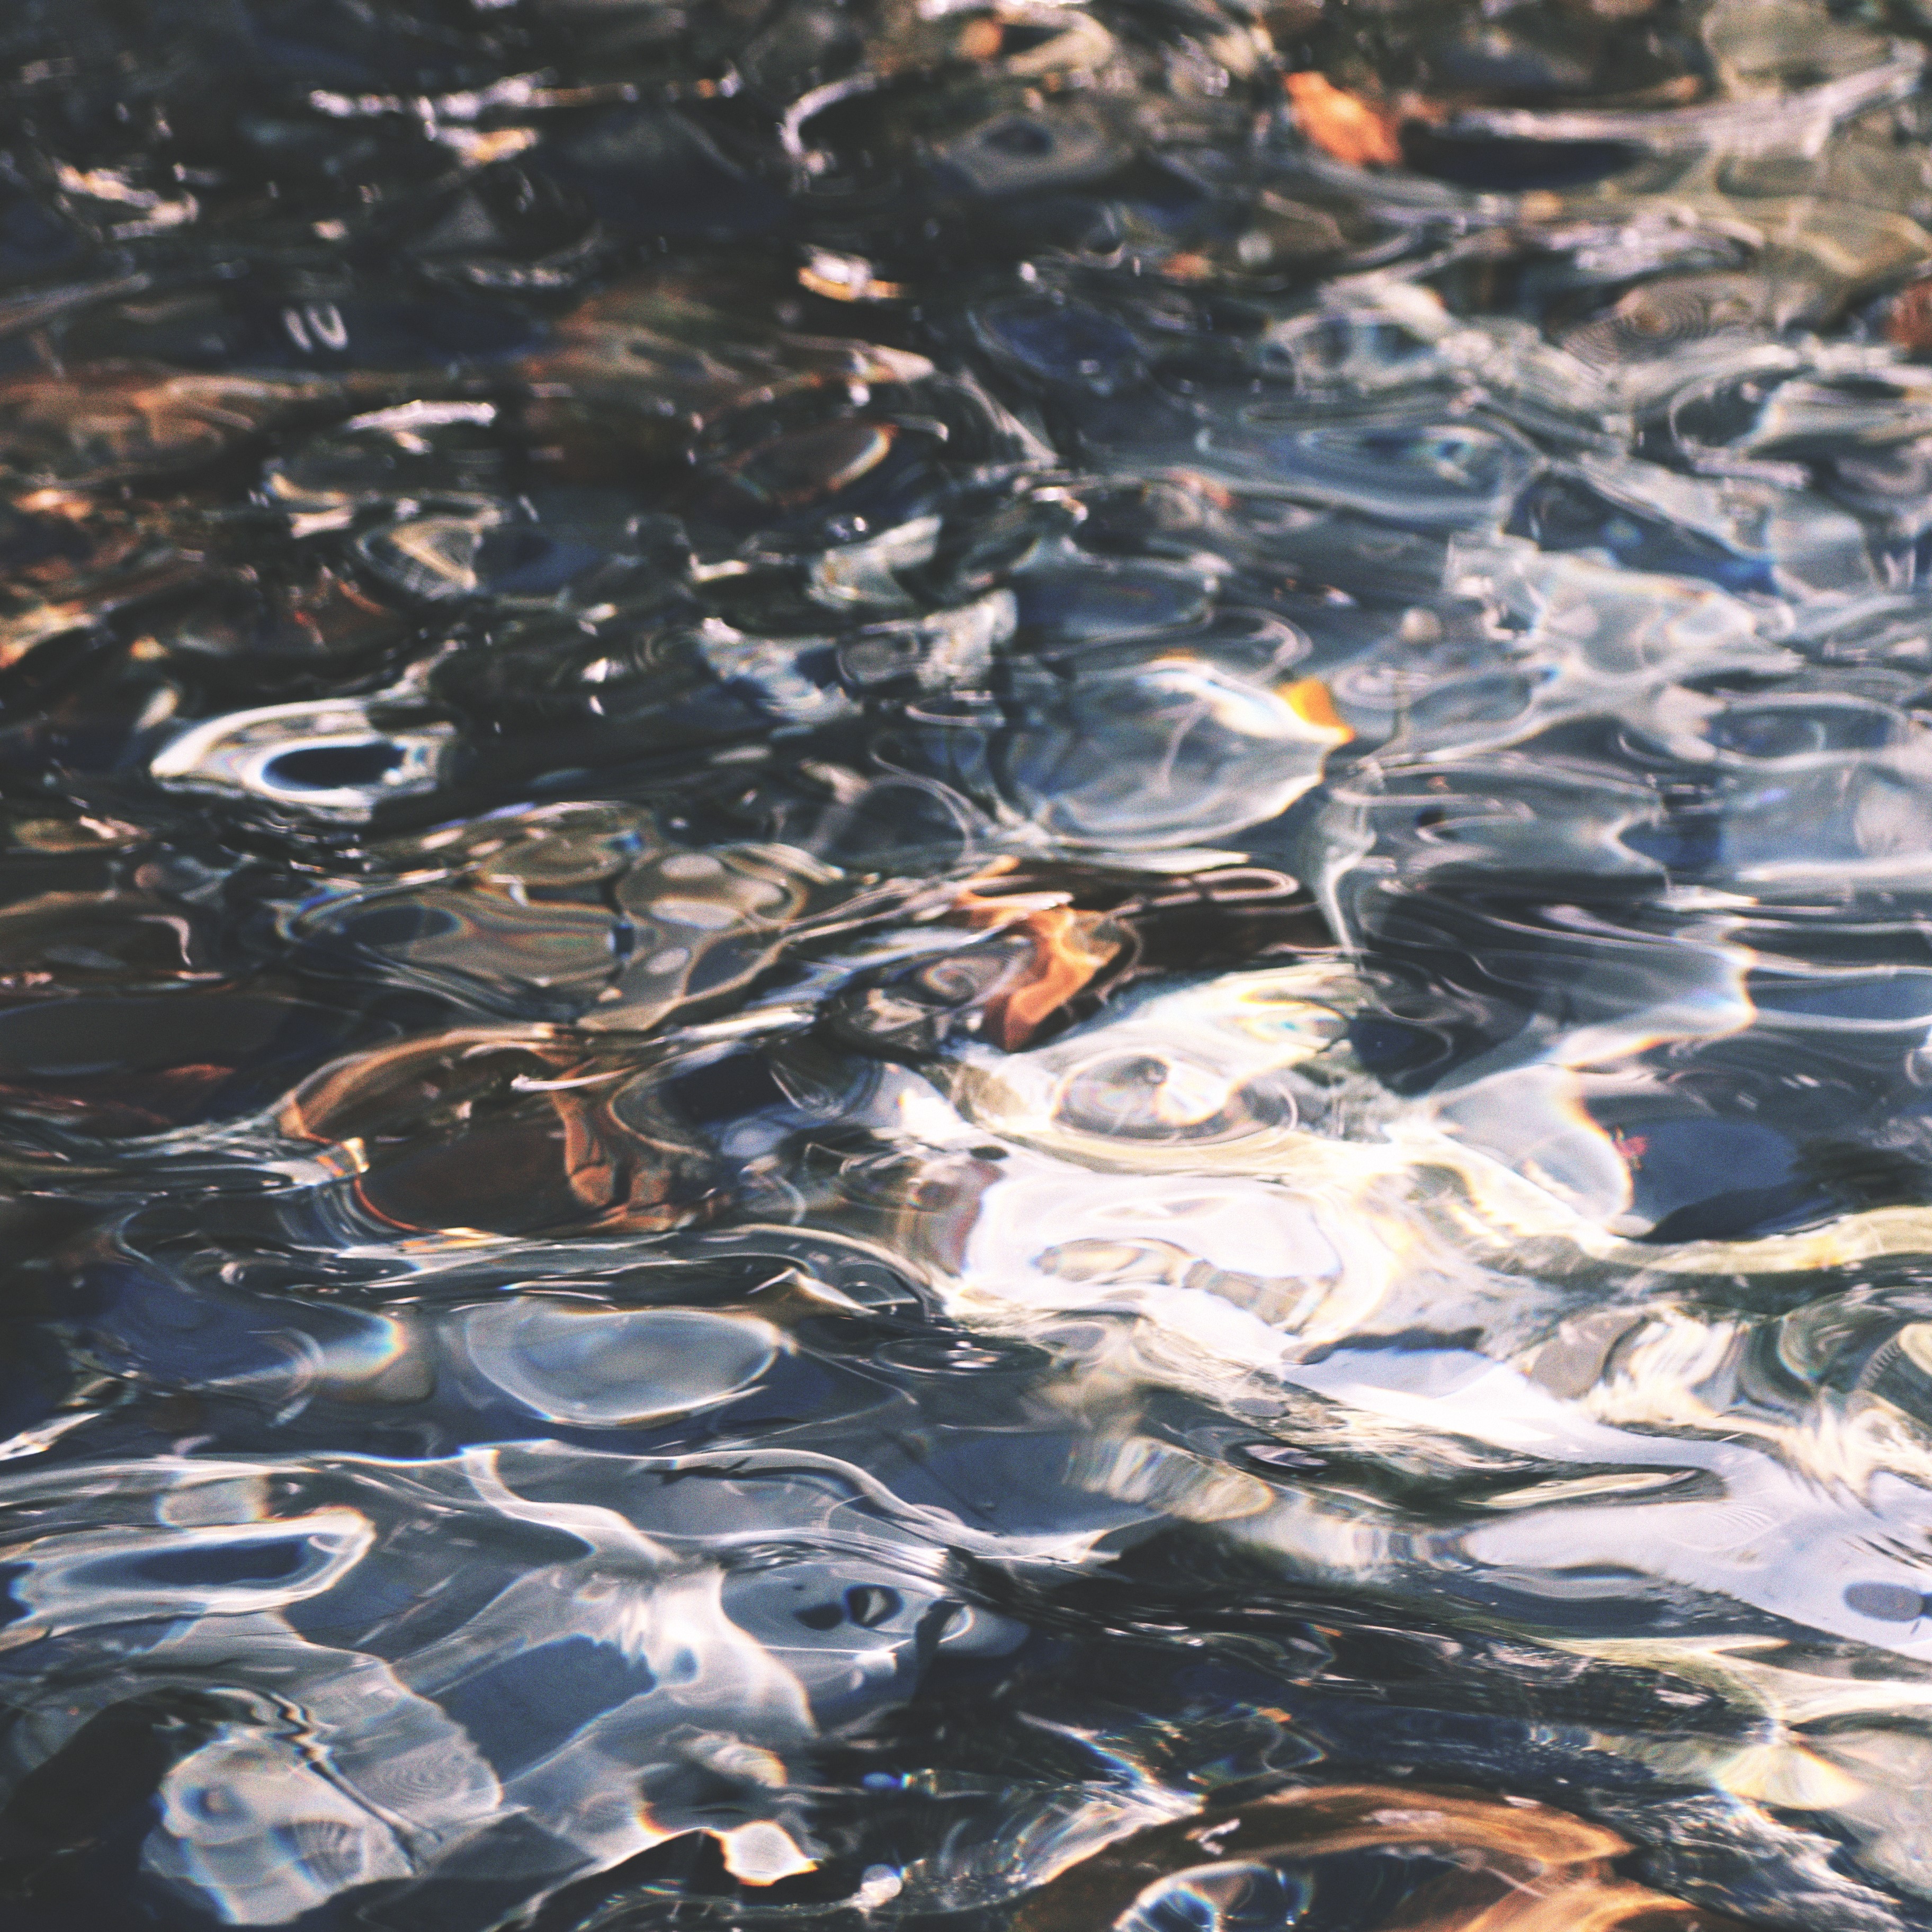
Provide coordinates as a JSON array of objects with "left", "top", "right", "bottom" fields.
[
  {"left": 1618, "top": 782, "right": 1724, "bottom": 875},
  {"left": 0, "top": 993, "right": 389, "bottom": 1137},
  {"left": 542, "top": 111, "right": 788, "bottom": 241},
  {"left": 863, "top": 1428, "right": 1171, "bottom": 1544},
  {"left": 1507, "top": 471, "right": 1777, "bottom": 594},
  {"left": 1704, "top": 696, "right": 1902, "bottom": 760},
  {"left": 0, "top": 504, "right": 99, "bottom": 575},
  {"left": 1751, "top": 971, "right": 1932, "bottom": 1024},
  {"left": 1011, "top": 562, "right": 1211, "bottom": 648},
  {"left": 65, "top": 290, "right": 542, "bottom": 373},
  {"left": 1613, "top": 1115, "right": 1819, "bottom": 1242},
  {"left": 972, "top": 298, "right": 1147, "bottom": 396},
  {"left": 231, "top": 0, "right": 521, "bottom": 94},
  {"left": 1346, "top": 1014, "right": 1462, "bottom": 1085},
  {"left": 469, "top": 523, "right": 613, "bottom": 601},
  {"left": 333, "top": 901, "right": 464, "bottom": 951},
  {"left": 659, "top": 1050, "right": 797, "bottom": 1130},
  {"left": 266, "top": 740, "right": 405, "bottom": 792},
  {"left": 0, "top": 1326, "right": 70, "bottom": 1455},
  {"left": 404, "top": 167, "right": 601, "bottom": 278},
  {"left": 1400, "top": 127, "right": 1642, "bottom": 191},
  {"left": 219, "top": 111, "right": 451, "bottom": 221},
  {"left": 0, "top": 1688, "right": 234, "bottom": 1931},
  {"left": 929, "top": 109, "right": 1130, "bottom": 201},
  {"left": 437, "top": 1638, "right": 659, "bottom": 1777},
  {"left": 0, "top": 190, "right": 88, "bottom": 284},
  {"left": 132, "top": 1537, "right": 313, "bottom": 1587}
]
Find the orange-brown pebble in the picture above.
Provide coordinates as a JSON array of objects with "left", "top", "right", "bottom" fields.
[
  {"left": 1887, "top": 278, "right": 1932, "bottom": 355},
  {"left": 957, "top": 17, "right": 1003, "bottom": 61}
]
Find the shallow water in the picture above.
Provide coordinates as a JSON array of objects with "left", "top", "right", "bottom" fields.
[{"left": 10, "top": 1, "right": 1932, "bottom": 1927}]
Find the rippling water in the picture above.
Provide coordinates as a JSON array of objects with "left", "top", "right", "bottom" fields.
[{"left": 12, "top": 1, "right": 1932, "bottom": 1927}]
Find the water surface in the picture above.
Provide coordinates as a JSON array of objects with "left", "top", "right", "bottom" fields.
[{"left": 1, "top": 3, "right": 1931, "bottom": 1928}]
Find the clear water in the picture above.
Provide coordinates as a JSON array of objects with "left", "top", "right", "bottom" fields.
[{"left": 6, "top": 2, "right": 1932, "bottom": 1927}]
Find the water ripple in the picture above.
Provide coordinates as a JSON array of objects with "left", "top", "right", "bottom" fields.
[{"left": 5, "top": 2, "right": 1932, "bottom": 1929}]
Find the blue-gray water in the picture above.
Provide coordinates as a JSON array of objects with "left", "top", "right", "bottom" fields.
[{"left": 3, "top": 3, "right": 1932, "bottom": 1928}]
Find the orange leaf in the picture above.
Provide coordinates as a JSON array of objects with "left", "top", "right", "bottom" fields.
[
  {"left": 982, "top": 904, "right": 1120, "bottom": 1051},
  {"left": 1285, "top": 71, "right": 1403, "bottom": 168},
  {"left": 1280, "top": 674, "right": 1353, "bottom": 741}
]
